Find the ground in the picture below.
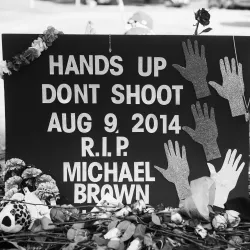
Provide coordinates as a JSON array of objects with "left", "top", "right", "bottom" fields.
[{"left": 0, "top": 0, "right": 250, "bottom": 162}]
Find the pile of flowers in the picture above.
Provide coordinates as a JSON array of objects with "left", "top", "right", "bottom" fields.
[
  {"left": 0, "top": 196, "right": 250, "bottom": 250},
  {"left": 0, "top": 158, "right": 250, "bottom": 250}
]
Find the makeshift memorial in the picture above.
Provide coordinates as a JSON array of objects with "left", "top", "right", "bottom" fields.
[{"left": 1, "top": 17, "right": 249, "bottom": 250}]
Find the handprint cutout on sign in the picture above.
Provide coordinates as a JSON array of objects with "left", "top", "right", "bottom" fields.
[
  {"left": 154, "top": 140, "right": 191, "bottom": 202},
  {"left": 183, "top": 101, "right": 221, "bottom": 161},
  {"left": 207, "top": 149, "right": 245, "bottom": 208},
  {"left": 173, "top": 39, "right": 211, "bottom": 99},
  {"left": 209, "top": 57, "right": 246, "bottom": 117}
]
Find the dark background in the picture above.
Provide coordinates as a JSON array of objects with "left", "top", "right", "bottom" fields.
[{"left": 2, "top": 35, "right": 250, "bottom": 207}]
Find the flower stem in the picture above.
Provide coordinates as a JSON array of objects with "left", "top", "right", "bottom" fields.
[{"left": 194, "top": 22, "right": 199, "bottom": 35}]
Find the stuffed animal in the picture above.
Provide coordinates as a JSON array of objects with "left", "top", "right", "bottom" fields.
[
  {"left": 0, "top": 158, "right": 59, "bottom": 233},
  {"left": 0, "top": 199, "right": 31, "bottom": 233}
]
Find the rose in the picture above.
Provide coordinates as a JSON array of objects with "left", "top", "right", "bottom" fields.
[
  {"left": 195, "top": 224, "right": 207, "bottom": 239},
  {"left": 195, "top": 8, "right": 210, "bottom": 26},
  {"left": 171, "top": 212, "right": 183, "bottom": 224},
  {"left": 42, "top": 26, "right": 63, "bottom": 46},
  {"left": 31, "top": 37, "right": 48, "bottom": 56},
  {"left": 212, "top": 214, "right": 227, "bottom": 231},
  {"left": 224, "top": 210, "right": 241, "bottom": 228},
  {"left": 104, "top": 228, "right": 121, "bottom": 239},
  {"left": 131, "top": 199, "right": 146, "bottom": 215},
  {"left": 0, "top": 60, "right": 11, "bottom": 76}
]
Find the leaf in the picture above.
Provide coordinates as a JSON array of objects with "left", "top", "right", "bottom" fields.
[
  {"left": 30, "top": 219, "right": 43, "bottom": 233},
  {"left": 133, "top": 224, "right": 147, "bottom": 239},
  {"left": 93, "top": 234, "right": 109, "bottom": 246},
  {"left": 108, "top": 238, "right": 120, "bottom": 249},
  {"left": 67, "top": 228, "right": 76, "bottom": 240},
  {"left": 144, "top": 233, "right": 153, "bottom": 247},
  {"left": 199, "top": 28, "right": 212, "bottom": 34},
  {"left": 72, "top": 223, "right": 85, "bottom": 229},
  {"left": 120, "top": 223, "right": 136, "bottom": 242},
  {"left": 119, "top": 241, "right": 125, "bottom": 250},
  {"left": 34, "top": 236, "right": 47, "bottom": 243},
  {"left": 162, "top": 241, "right": 173, "bottom": 250},
  {"left": 62, "top": 243, "right": 77, "bottom": 250},
  {"left": 152, "top": 213, "right": 161, "bottom": 226},
  {"left": 108, "top": 219, "right": 120, "bottom": 231},
  {"left": 124, "top": 215, "right": 139, "bottom": 223},
  {"left": 117, "top": 220, "right": 131, "bottom": 232}
]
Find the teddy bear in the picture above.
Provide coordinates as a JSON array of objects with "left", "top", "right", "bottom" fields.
[
  {"left": 0, "top": 158, "right": 60, "bottom": 233},
  {"left": 0, "top": 198, "right": 31, "bottom": 233}
]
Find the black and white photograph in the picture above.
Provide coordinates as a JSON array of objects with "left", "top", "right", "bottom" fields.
[{"left": 0, "top": 0, "right": 250, "bottom": 249}]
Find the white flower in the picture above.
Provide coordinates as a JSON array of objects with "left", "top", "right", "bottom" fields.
[
  {"left": 31, "top": 37, "right": 47, "bottom": 55},
  {"left": 104, "top": 227, "right": 121, "bottom": 239},
  {"left": 144, "top": 206, "right": 155, "bottom": 214},
  {"left": 131, "top": 199, "right": 146, "bottom": 214},
  {"left": 225, "top": 210, "right": 241, "bottom": 228},
  {"left": 171, "top": 212, "right": 183, "bottom": 224},
  {"left": 97, "top": 212, "right": 112, "bottom": 219},
  {"left": 0, "top": 60, "right": 11, "bottom": 77},
  {"left": 212, "top": 214, "right": 227, "bottom": 230},
  {"left": 195, "top": 224, "right": 207, "bottom": 239},
  {"left": 127, "top": 238, "right": 142, "bottom": 250},
  {"left": 115, "top": 206, "right": 132, "bottom": 217}
]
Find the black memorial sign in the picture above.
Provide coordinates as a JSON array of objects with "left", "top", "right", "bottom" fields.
[{"left": 3, "top": 35, "right": 250, "bottom": 208}]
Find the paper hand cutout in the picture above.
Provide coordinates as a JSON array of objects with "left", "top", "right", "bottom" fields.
[
  {"left": 207, "top": 149, "right": 245, "bottom": 208},
  {"left": 209, "top": 57, "right": 246, "bottom": 117},
  {"left": 154, "top": 140, "right": 191, "bottom": 202},
  {"left": 173, "top": 39, "right": 211, "bottom": 99},
  {"left": 183, "top": 101, "right": 221, "bottom": 161}
]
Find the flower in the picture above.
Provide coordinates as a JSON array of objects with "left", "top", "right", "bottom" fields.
[
  {"left": 171, "top": 212, "right": 183, "bottom": 224},
  {"left": 195, "top": 8, "right": 210, "bottom": 26},
  {"left": 131, "top": 199, "right": 146, "bottom": 215},
  {"left": 3, "top": 187, "right": 18, "bottom": 200},
  {"left": 127, "top": 238, "right": 142, "bottom": 250},
  {"left": 195, "top": 224, "right": 207, "bottom": 239},
  {"left": 23, "top": 48, "right": 40, "bottom": 61},
  {"left": 0, "top": 60, "right": 11, "bottom": 77},
  {"left": 22, "top": 167, "right": 42, "bottom": 179},
  {"left": 35, "top": 174, "right": 56, "bottom": 188},
  {"left": 35, "top": 182, "right": 60, "bottom": 201},
  {"left": 104, "top": 227, "right": 121, "bottom": 239},
  {"left": 41, "top": 26, "right": 63, "bottom": 47},
  {"left": 31, "top": 37, "right": 48, "bottom": 55},
  {"left": 5, "top": 176, "right": 22, "bottom": 193},
  {"left": 224, "top": 210, "right": 241, "bottom": 228},
  {"left": 115, "top": 205, "right": 132, "bottom": 217},
  {"left": 212, "top": 214, "right": 227, "bottom": 231},
  {"left": 3, "top": 158, "right": 26, "bottom": 181}
]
